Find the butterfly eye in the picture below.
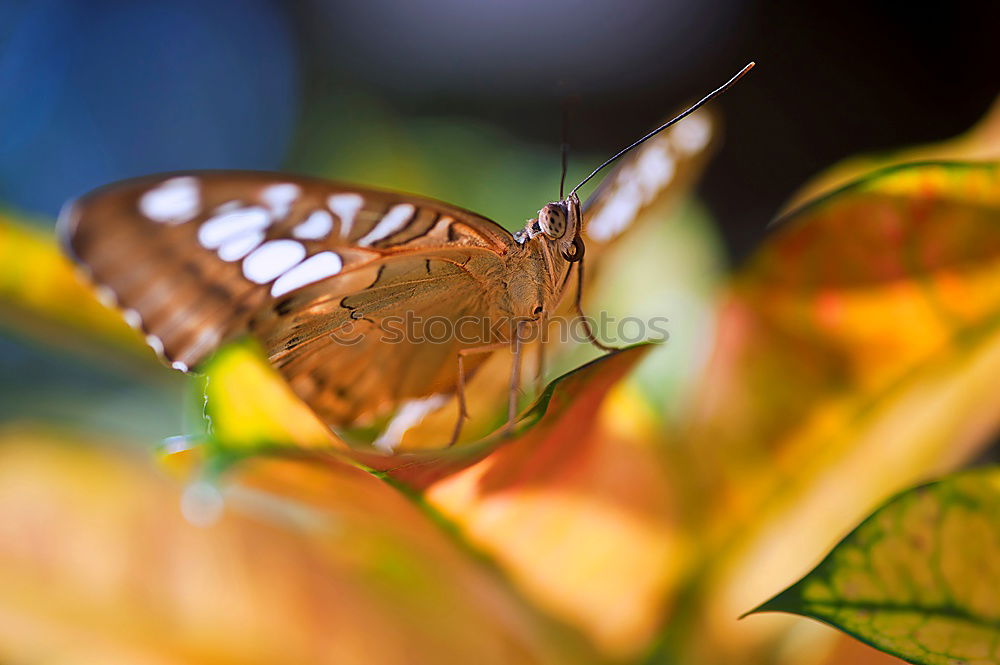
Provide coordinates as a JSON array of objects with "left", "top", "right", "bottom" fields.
[
  {"left": 561, "top": 235, "right": 585, "bottom": 262},
  {"left": 532, "top": 305, "right": 544, "bottom": 316},
  {"left": 538, "top": 203, "right": 567, "bottom": 239}
]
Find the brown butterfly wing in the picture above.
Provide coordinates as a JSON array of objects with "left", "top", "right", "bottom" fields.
[{"left": 60, "top": 171, "right": 514, "bottom": 377}]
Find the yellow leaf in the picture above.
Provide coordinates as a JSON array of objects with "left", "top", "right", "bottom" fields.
[
  {"left": 748, "top": 466, "right": 1000, "bottom": 665},
  {"left": 0, "top": 213, "right": 157, "bottom": 364},
  {"left": 199, "top": 338, "right": 341, "bottom": 453}
]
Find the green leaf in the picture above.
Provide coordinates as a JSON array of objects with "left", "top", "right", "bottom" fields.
[{"left": 748, "top": 466, "right": 1000, "bottom": 665}]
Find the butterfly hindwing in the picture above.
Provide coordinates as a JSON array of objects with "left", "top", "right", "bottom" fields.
[{"left": 253, "top": 248, "right": 507, "bottom": 425}]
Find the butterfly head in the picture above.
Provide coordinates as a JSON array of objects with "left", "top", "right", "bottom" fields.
[{"left": 514, "top": 192, "right": 585, "bottom": 263}]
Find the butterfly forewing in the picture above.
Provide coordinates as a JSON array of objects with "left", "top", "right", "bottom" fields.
[
  {"left": 60, "top": 171, "right": 515, "bottom": 426},
  {"left": 583, "top": 108, "right": 715, "bottom": 245}
]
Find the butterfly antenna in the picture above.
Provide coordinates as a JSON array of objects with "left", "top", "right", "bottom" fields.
[
  {"left": 559, "top": 140, "right": 569, "bottom": 199},
  {"left": 559, "top": 98, "right": 572, "bottom": 198},
  {"left": 569, "top": 61, "right": 755, "bottom": 197}
]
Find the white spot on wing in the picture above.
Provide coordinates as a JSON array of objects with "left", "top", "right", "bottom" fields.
[
  {"left": 271, "top": 251, "right": 343, "bottom": 297},
  {"left": 261, "top": 183, "right": 300, "bottom": 219},
  {"left": 57, "top": 199, "right": 81, "bottom": 237},
  {"left": 217, "top": 229, "right": 265, "bottom": 261},
  {"left": 636, "top": 144, "right": 675, "bottom": 194},
  {"left": 588, "top": 144, "right": 675, "bottom": 242},
  {"left": 145, "top": 334, "right": 165, "bottom": 356},
  {"left": 95, "top": 285, "right": 117, "bottom": 307},
  {"left": 670, "top": 112, "right": 711, "bottom": 154},
  {"left": 327, "top": 193, "right": 363, "bottom": 239},
  {"left": 198, "top": 206, "right": 270, "bottom": 249},
  {"left": 171, "top": 360, "right": 189, "bottom": 372},
  {"left": 242, "top": 239, "right": 306, "bottom": 284},
  {"left": 373, "top": 394, "right": 449, "bottom": 453},
  {"left": 140, "top": 177, "right": 200, "bottom": 224},
  {"left": 588, "top": 191, "right": 640, "bottom": 241},
  {"left": 293, "top": 209, "right": 333, "bottom": 239},
  {"left": 123, "top": 308, "right": 143, "bottom": 329},
  {"left": 357, "top": 203, "right": 414, "bottom": 247}
]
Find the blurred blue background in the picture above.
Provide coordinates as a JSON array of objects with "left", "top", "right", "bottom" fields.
[{"left": 0, "top": 0, "right": 298, "bottom": 215}]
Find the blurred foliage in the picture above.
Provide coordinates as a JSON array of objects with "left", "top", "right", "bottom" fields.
[
  {"left": 1, "top": 72, "right": 1000, "bottom": 665},
  {"left": 0, "top": 212, "right": 186, "bottom": 441},
  {"left": 426, "top": 357, "right": 679, "bottom": 657},
  {"left": 0, "top": 428, "right": 604, "bottom": 665},
  {"left": 782, "top": 97, "right": 1000, "bottom": 214},
  {"left": 665, "top": 160, "right": 1000, "bottom": 664}
]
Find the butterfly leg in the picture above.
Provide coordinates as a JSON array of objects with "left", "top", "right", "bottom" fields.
[
  {"left": 506, "top": 320, "right": 526, "bottom": 436},
  {"left": 534, "top": 335, "right": 547, "bottom": 397},
  {"left": 450, "top": 342, "right": 509, "bottom": 447},
  {"left": 574, "top": 258, "right": 617, "bottom": 352},
  {"left": 450, "top": 351, "right": 470, "bottom": 447}
]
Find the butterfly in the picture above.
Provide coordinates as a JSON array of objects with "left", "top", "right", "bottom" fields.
[{"left": 59, "top": 64, "right": 752, "bottom": 449}]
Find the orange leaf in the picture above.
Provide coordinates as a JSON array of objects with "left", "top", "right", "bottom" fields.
[{"left": 422, "top": 347, "right": 688, "bottom": 659}]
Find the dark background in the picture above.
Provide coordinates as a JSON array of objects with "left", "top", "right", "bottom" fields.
[
  {"left": 1, "top": 1, "right": 997, "bottom": 260},
  {"left": 292, "top": 0, "right": 999, "bottom": 258}
]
